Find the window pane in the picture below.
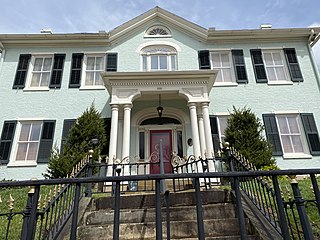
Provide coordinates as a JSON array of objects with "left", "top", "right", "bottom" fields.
[
  {"left": 151, "top": 56, "right": 158, "bottom": 69},
  {"left": 159, "top": 56, "right": 167, "bottom": 69},
  {"left": 222, "top": 69, "right": 232, "bottom": 82},
  {"left": 30, "top": 124, "right": 41, "bottom": 141},
  {"left": 16, "top": 143, "right": 28, "bottom": 160},
  {"left": 43, "top": 58, "right": 52, "bottom": 71},
  {"left": 291, "top": 136, "right": 304, "bottom": 153},
  {"left": 221, "top": 53, "right": 230, "bottom": 67},
  {"left": 27, "top": 142, "right": 38, "bottom": 160},
  {"left": 171, "top": 55, "right": 176, "bottom": 70},
  {"left": 95, "top": 57, "right": 103, "bottom": 70},
  {"left": 266, "top": 68, "right": 277, "bottom": 81},
  {"left": 19, "top": 124, "right": 31, "bottom": 141},
  {"left": 87, "top": 57, "right": 95, "bottom": 70},
  {"left": 31, "top": 73, "right": 41, "bottom": 87},
  {"left": 33, "top": 58, "right": 43, "bottom": 71},
  {"left": 287, "top": 117, "right": 299, "bottom": 134},
  {"left": 275, "top": 67, "right": 286, "bottom": 81},
  {"left": 278, "top": 117, "right": 289, "bottom": 134},
  {"left": 142, "top": 56, "right": 147, "bottom": 71},
  {"left": 272, "top": 52, "right": 282, "bottom": 65},
  {"left": 215, "top": 71, "right": 222, "bottom": 82},
  {"left": 85, "top": 72, "right": 94, "bottom": 85},
  {"left": 212, "top": 54, "right": 221, "bottom": 68},
  {"left": 40, "top": 73, "right": 50, "bottom": 86},
  {"left": 94, "top": 72, "right": 103, "bottom": 85},
  {"left": 263, "top": 53, "right": 273, "bottom": 65},
  {"left": 281, "top": 135, "right": 294, "bottom": 153}
]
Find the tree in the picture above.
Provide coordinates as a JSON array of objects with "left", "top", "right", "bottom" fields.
[
  {"left": 224, "top": 106, "right": 275, "bottom": 169},
  {"left": 45, "top": 104, "right": 107, "bottom": 178}
]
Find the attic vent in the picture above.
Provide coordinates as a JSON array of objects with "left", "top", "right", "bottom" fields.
[{"left": 145, "top": 25, "right": 171, "bottom": 37}]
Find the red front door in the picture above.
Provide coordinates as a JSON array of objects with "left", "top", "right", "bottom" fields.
[{"left": 150, "top": 130, "right": 172, "bottom": 174}]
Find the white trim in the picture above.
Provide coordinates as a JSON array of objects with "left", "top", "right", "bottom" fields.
[
  {"left": 81, "top": 54, "right": 106, "bottom": 87},
  {"left": 272, "top": 110, "right": 301, "bottom": 114},
  {"left": 136, "top": 41, "right": 182, "bottom": 52},
  {"left": 267, "top": 81, "right": 293, "bottom": 86},
  {"left": 282, "top": 153, "right": 312, "bottom": 159},
  {"left": 213, "top": 82, "right": 238, "bottom": 87}
]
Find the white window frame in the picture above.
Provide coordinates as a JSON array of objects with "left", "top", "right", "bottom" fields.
[
  {"left": 262, "top": 49, "right": 291, "bottom": 84},
  {"left": 8, "top": 121, "right": 43, "bottom": 167},
  {"left": 210, "top": 51, "right": 237, "bottom": 86},
  {"left": 25, "top": 54, "right": 54, "bottom": 91},
  {"left": 80, "top": 53, "right": 106, "bottom": 89},
  {"left": 217, "top": 115, "right": 229, "bottom": 144},
  {"left": 141, "top": 45, "right": 177, "bottom": 72},
  {"left": 275, "top": 114, "right": 311, "bottom": 158}
]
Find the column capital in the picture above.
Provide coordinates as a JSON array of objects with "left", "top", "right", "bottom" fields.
[
  {"left": 201, "top": 102, "right": 210, "bottom": 108},
  {"left": 187, "top": 102, "right": 197, "bottom": 108},
  {"left": 123, "top": 103, "right": 133, "bottom": 109},
  {"left": 110, "top": 104, "right": 120, "bottom": 109}
]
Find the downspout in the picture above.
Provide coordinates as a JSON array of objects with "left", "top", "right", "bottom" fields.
[
  {"left": 0, "top": 41, "right": 5, "bottom": 74},
  {"left": 307, "top": 29, "right": 320, "bottom": 92}
]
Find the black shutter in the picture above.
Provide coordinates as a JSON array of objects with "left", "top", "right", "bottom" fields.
[
  {"left": 101, "top": 118, "right": 111, "bottom": 155},
  {"left": 250, "top": 49, "right": 267, "bottom": 83},
  {"left": 301, "top": 113, "right": 320, "bottom": 155},
  {"left": 13, "top": 54, "right": 31, "bottom": 89},
  {"left": 49, "top": 54, "right": 66, "bottom": 88},
  {"left": 69, "top": 53, "right": 83, "bottom": 88},
  {"left": 60, "top": 119, "right": 76, "bottom": 151},
  {"left": 262, "top": 114, "right": 283, "bottom": 156},
  {"left": 0, "top": 121, "right": 17, "bottom": 164},
  {"left": 106, "top": 53, "right": 117, "bottom": 72},
  {"left": 37, "top": 121, "right": 55, "bottom": 163},
  {"left": 209, "top": 116, "right": 220, "bottom": 157},
  {"left": 232, "top": 49, "right": 248, "bottom": 83},
  {"left": 198, "top": 50, "right": 211, "bottom": 69},
  {"left": 284, "top": 48, "right": 303, "bottom": 82}
]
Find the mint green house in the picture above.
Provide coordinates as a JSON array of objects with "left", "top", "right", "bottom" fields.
[{"left": 0, "top": 7, "right": 320, "bottom": 180}]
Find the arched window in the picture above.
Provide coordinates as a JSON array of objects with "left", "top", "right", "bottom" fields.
[
  {"left": 141, "top": 45, "right": 177, "bottom": 71},
  {"left": 145, "top": 25, "right": 171, "bottom": 37}
]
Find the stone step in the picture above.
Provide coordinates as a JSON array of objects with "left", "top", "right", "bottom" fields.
[
  {"left": 93, "top": 189, "right": 232, "bottom": 210},
  {"left": 84, "top": 203, "right": 236, "bottom": 225},
  {"left": 78, "top": 218, "right": 252, "bottom": 240}
]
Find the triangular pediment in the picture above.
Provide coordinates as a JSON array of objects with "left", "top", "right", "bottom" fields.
[{"left": 109, "top": 6, "right": 208, "bottom": 42}]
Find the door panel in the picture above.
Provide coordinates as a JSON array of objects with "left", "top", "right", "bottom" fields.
[{"left": 150, "top": 130, "right": 172, "bottom": 174}]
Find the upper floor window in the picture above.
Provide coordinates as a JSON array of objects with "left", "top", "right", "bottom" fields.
[
  {"left": 83, "top": 55, "right": 105, "bottom": 86},
  {"left": 145, "top": 25, "right": 171, "bottom": 38},
  {"left": 13, "top": 54, "right": 66, "bottom": 90},
  {"left": 251, "top": 48, "right": 303, "bottom": 84},
  {"left": 69, "top": 52, "right": 117, "bottom": 89},
  {"left": 141, "top": 45, "right": 177, "bottom": 71},
  {"left": 198, "top": 50, "right": 248, "bottom": 85}
]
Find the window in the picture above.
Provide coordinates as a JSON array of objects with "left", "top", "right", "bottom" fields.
[
  {"left": 0, "top": 120, "right": 55, "bottom": 165},
  {"left": 141, "top": 45, "right": 177, "bottom": 71},
  {"left": 276, "top": 115, "right": 305, "bottom": 154},
  {"left": 251, "top": 48, "right": 303, "bottom": 83},
  {"left": 263, "top": 50, "right": 289, "bottom": 82},
  {"left": 15, "top": 122, "right": 42, "bottom": 162},
  {"left": 263, "top": 113, "right": 320, "bottom": 157},
  {"left": 198, "top": 50, "right": 248, "bottom": 84},
  {"left": 69, "top": 53, "right": 117, "bottom": 88},
  {"left": 83, "top": 55, "right": 105, "bottom": 86},
  {"left": 212, "top": 52, "right": 234, "bottom": 83},
  {"left": 210, "top": 115, "right": 229, "bottom": 156},
  {"left": 13, "top": 54, "right": 65, "bottom": 89}
]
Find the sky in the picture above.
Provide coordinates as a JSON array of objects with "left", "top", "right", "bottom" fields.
[{"left": 1, "top": 0, "right": 320, "bottom": 66}]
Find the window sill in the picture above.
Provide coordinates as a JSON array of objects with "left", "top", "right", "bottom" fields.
[
  {"left": 79, "top": 86, "right": 106, "bottom": 90},
  {"left": 282, "top": 154, "right": 312, "bottom": 159},
  {"left": 7, "top": 162, "right": 37, "bottom": 167},
  {"left": 213, "top": 82, "right": 238, "bottom": 87},
  {"left": 268, "top": 81, "right": 293, "bottom": 86},
  {"left": 23, "top": 87, "right": 50, "bottom": 92}
]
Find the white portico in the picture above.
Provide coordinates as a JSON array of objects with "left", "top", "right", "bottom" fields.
[{"left": 102, "top": 70, "right": 217, "bottom": 171}]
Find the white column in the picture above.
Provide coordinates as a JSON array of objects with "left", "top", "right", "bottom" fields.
[
  {"left": 188, "top": 103, "right": 201, "bottom": 158},
  {"left": 202, "top": 102, "right": 214, "bottom": 158},
  {"left": 197, "top": 106, "right": 206, "bottom": 159},
  {"left": 122, "top": 104, "right": 132, "bottom": 160},
  {"left": 108, "top": 104, "right": 119, "bottom": 163}
]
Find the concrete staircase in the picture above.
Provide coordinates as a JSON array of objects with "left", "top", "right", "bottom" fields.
[{"left": 77, "top": 189, "right": 259, "bottom": 239}]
